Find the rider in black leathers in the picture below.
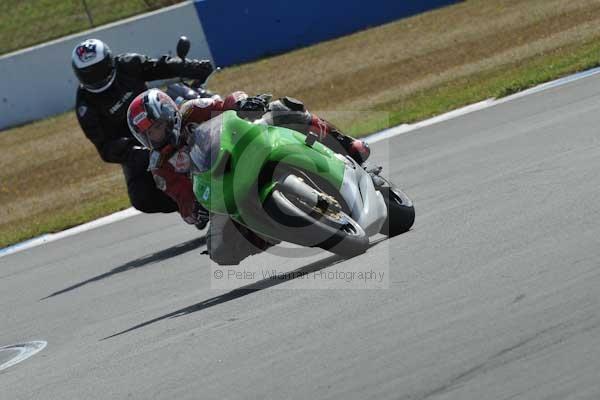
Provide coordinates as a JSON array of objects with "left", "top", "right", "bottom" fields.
[{"left": 72, "top": 38, "right": 213, "bottom": 213}]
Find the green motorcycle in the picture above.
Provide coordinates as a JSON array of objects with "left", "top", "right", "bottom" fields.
[{"left": 188, "top": 110, "right": 415, "bottom": 258}]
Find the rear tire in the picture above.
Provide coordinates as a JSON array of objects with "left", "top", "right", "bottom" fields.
[
  {"left": 379, "top": 186, "right": 415, "bottom": 236},
  {"left": 263, "top": 189, "right": 369, "bottom": 258}
]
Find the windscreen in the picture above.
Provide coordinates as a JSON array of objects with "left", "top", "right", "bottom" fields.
[{"left": 188, "top": 114, "right": 223, "bottom": 173}]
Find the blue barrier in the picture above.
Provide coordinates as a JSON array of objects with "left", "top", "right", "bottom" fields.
[{"left": 193, "top": 0, "right": 457, "bottom": 67}]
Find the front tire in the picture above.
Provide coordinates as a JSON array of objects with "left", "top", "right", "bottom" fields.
[{"left": 263, "top": 187, "right": 369, "bottom": 258}]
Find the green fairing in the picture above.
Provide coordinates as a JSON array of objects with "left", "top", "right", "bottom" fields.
[{"left": 192, "top": 111, "right": 345, "bottom": 229}]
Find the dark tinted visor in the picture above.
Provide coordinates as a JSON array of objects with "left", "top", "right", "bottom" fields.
[{"left": 74, "top": 56, "right": 115, "bottom": 89}]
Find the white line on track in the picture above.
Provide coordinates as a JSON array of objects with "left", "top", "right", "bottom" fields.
[
  {"left": 0, "top": 208, "right": 140, "bottom": 258},
  {"left": 0, "top": 341, "right": 47, "bottom": 372},
  {"left": 2, "top": 66, "right": 600, "bottom": 258},
  {"left": 366, "top": 66, "right": 600, "bottom": 144}
]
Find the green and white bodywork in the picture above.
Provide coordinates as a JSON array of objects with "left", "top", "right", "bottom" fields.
[{"left": 188, "top": 111, "right": 396, "bottom": 253}]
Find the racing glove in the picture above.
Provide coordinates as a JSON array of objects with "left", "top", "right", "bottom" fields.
[
  {"left": 236, "top": 94, "right": 272, "bottom": 120},
  {"left": 184, "top": 59, "right": 214, "bottom": 81}
]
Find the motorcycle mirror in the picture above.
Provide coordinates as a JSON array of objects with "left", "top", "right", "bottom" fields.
[{"left": 176, "top": 36, "right": 191, "bottom": 59}]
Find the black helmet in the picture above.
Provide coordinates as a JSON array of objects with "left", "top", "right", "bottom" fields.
[{"left": 71, "top": 39, "right": 116, "bottom": 93}]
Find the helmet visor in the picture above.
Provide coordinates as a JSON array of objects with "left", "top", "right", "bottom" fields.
[
  {"left": 146, "top": 120, "right": 169, "bottom": 149},
  {"left": 75, "top": 56, "right": 115, "bottom": 91},
  {"left": 131, "top": 120, "right": 168, "bottom": 150}
]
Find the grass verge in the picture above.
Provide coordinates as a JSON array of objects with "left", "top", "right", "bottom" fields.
[
  {"left": 349, "top": 39, "right": 600, "bottom": 136},
  {"left": 0, "top": 0, "right": 183, "bottom": 55},
  {"left": 0, "top": 194, "right": 130, "bottom": 248},
  {"left": 2, "top": 0, "right": 600, "bottom": 248}
]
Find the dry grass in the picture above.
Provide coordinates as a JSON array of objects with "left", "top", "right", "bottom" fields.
[
  {"left": 210, "top": 0, "right": 600, "bottom": 124},
  {"left": 0, "top": 112, "right": 129, "bottom": 246},
  {"left": 3, "top": 0, "right": 600, "bottom": 247}
]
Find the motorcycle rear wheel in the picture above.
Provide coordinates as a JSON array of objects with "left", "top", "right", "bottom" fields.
[{"left": 378, "top": 185, "right": 415, "bottom": 236}]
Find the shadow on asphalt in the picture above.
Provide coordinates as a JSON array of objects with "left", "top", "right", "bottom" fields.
[
  {"left": 40, "top": 237, "right": 206, "bottom": 300},
  {"left": 102, "top": 238, "right": 388, "bottom": 341}
]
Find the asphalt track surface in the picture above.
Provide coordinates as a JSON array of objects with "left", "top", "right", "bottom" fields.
[{"left": 3, "top": 75, "right": 600, "bottom": 400}]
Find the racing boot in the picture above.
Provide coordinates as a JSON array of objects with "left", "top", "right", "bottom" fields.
[{"left": 346, "top": 136, "right": 371, "bottom": 165}]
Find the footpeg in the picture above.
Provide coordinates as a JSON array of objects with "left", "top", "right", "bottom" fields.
[
  {"left": 366, "top": 165, "right": 386, "bottom": 188},
  {"left": 366, "top": 165, "right": 383, "bottom": 175}
]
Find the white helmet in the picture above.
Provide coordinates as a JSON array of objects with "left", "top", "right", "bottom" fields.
[{"left": 71, "top": 39, "right": 116, "bottom": 93}]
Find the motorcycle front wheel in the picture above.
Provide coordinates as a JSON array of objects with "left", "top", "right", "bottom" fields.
[{"left": 263, "top": 177, "right": 369, "bottom": 258}]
